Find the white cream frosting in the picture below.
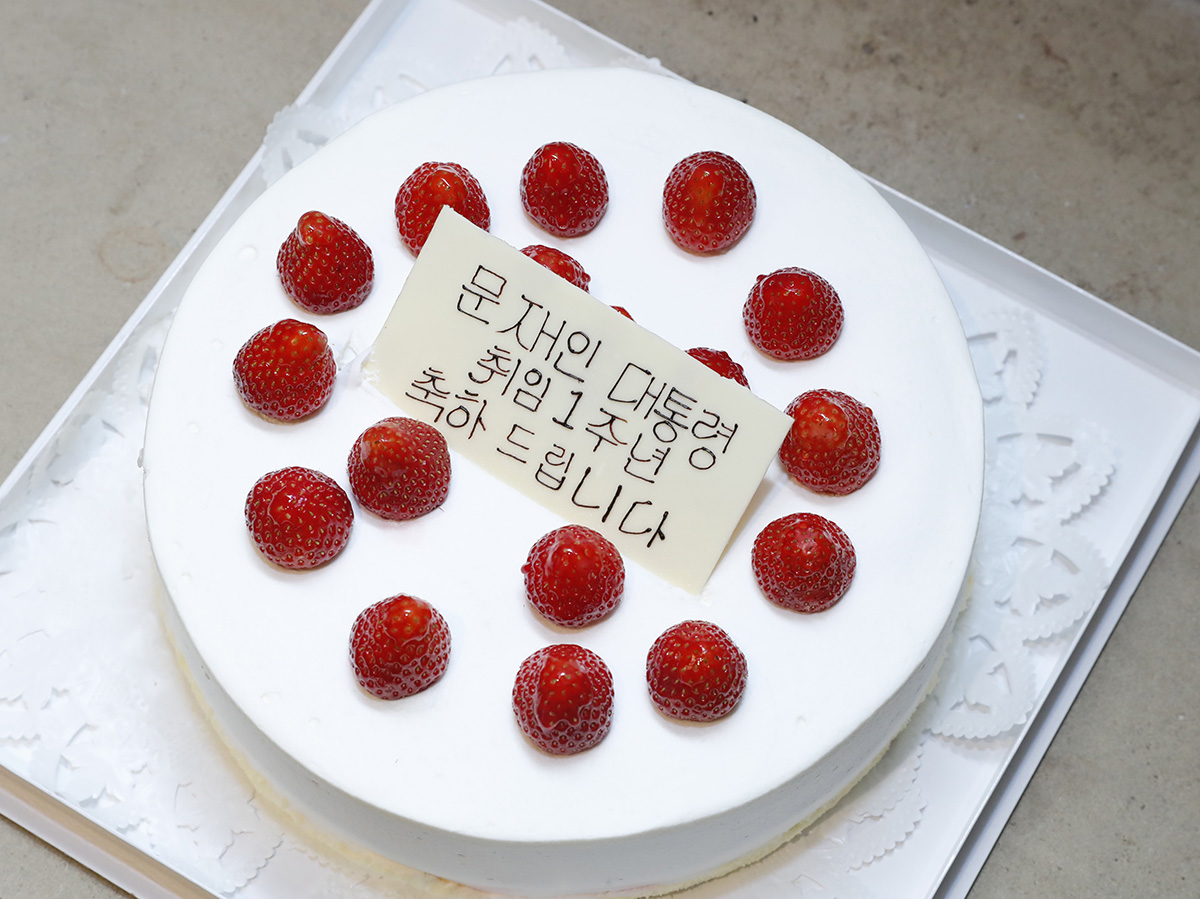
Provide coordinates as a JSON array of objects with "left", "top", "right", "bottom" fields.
[{"left": 142, "top": 69, "right": 983, "bottom": 897}]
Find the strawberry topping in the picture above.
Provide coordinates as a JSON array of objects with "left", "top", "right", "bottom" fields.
[
  {"left": 512, "top": 644, "right": 614, "bottom": 755},
  {"left": 350, "top": 595, "right": 451, "bottom": 699},
  {"left": 744, "top": 267, "right": 844, "bottom": 360},
  {"left": 662, "top": 150, "right": 755, "bottom": 253},
  {"left": 646, "top": 620, "right": 748, "bottom": 721},
  {"left": 752, "top": 512, "right": 856, "bottom": 613},
  {"left": 244, "top": 466, "right": 353, "bottom": 570},
  {"left": 347, "top": 417, "right": 451, "bottom": 520},
  {"left": 522, "top": 524, "right": 625, "bottom": 628},
  {"left": 394, "top": 161, "right": 491, "bottom": 255},
  {"left": 779, "top": 389, "right": 881, "bottom": 495},
  {"left": 521, "top": 244, "right": 591, "bottom": 291},
  {"left": 520, "top": 141, "right": 609, "bottom": 237},
  {"left": 276, "top": 211, "right": 374, "bottom": 314},
  {"left": 232, "top": 319, "right": 336, "bottom": 421},
  {"left": 686, "top": 346, "right": 750, "bottom": 387}
]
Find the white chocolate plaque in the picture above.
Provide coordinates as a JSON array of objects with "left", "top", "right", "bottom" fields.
[{"left": 365, "top": 209, "right": 792, "bottom": 593}]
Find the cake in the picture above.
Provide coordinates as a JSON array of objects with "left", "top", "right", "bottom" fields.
[{"left": 142, "top": 68, "right": 984, "bottom": 897}]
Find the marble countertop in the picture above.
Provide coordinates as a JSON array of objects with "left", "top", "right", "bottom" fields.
[{"left": 2, "top": 1, "right": 1197, "bottom": 896}]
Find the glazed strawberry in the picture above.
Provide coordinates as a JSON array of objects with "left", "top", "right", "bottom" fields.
[
  {"left": 662, "top": 150, "right": 755, "bottom": 253},
  {"left": 687, "top": 346, "right": 750, "bottom": 387},
  {"left": 646, "top": 620, "right": 747, "bottom": 721},
  {"left": 744, "top": 267, "right": 844, "bottom": 360},
  {"left": 520, "top": 141, "right": 608, "bottom": 237},
  {"left": 233, "top": 319, "right": 336, "bottom": 421},
  {"left": 350, "top": 595, "right": 451, "bottom": 700},
  {"left": 245, "top": 466, "right": 353, "bottom": 570},
  {"left": 522, "top": 524, "right": 624, "bottom": 628},
  {"left": 394, "top": 161, "right": 490, "bottom": 255},
  {"left": 521, "top": 244, "right": 591, "bottom": 291},
  {"left": 512, "top": 643, "right": 614, "bottom": 755},
  {"left": 779, "top": 389, "right": 881, "bottom": 495},
  {"left": 752, "top": 512, "right": 856, "bottom": 613},
  {"left": 348, "top": 417, "right": 451, "bottom": 520},
  {"left": 276, "top": 211, "right": 374, "bottom": 314}
]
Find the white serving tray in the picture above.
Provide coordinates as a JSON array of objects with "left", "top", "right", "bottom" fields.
[{"left": 2, "top": 1, "right": 1198, "bottom": 898}]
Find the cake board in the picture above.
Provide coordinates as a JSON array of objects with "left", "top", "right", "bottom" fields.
[{"left": 1, "top": 1, "right": 1198, "bottom": 897}]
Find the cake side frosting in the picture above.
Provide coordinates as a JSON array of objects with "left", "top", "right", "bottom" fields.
[
  {"left": 156, "top": 565, "right": 964, "bottom": 899},
  {"left": 143, "top": 68, "right": 984, "bottom": 897}
]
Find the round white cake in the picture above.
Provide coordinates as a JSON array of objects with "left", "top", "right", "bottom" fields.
[{"left": 143, "top": 68, "right": 983, "bottom": 897}]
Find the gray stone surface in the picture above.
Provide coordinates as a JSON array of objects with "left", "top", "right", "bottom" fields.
[{"left": 2, "top": 0, "right": 1197, "bottom": 896}]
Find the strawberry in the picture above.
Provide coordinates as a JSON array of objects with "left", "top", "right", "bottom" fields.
[
  {"left": 512, "top": 643, "right": 614, "bottom": 755},
  {"left": 521, "top": 244, "right": 591, "bottom": 291},
  {"left": 233, "top": 318, "right": 336, "bottom": 421},
  {"left": 347, "top": 417, "right": 451, "bottom": 520},
  {"left": 779, "top": 389, "right": 881, "bottom": 495},
  {"left": 244, "top": 466, "right": 353, "bottom": 570},
  {"left": 752, "top": 512, "right": 856, "bottom": 613},
  {"left": 611, "top": 305, "right": 634, "bottom": 320},
  {"left": 662, "top": 150, "right": 755, "bottom": 254},
  {"left": 276, "top": 211, "right": 374, "bottom": 314},
  {"left": 646, "top": 620, "right": 747, "bottom": 721},
  {"left": 522, "top": 524, "right": 624, "bottom": 628},
  {"left": 743, "top": 267, "right": 844, "bottom": 360},
  {"left": 394, "top": 161, "right": 490, "bottom": 255},
  {"left": 350, "top": 595, "right": 451, "bottom": 700},
  {"left": 520, "top": 141, "right": 609, "bottom": 237},
  {"left": 686, "top": 346, "right": 750, "bottom": 387}
]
